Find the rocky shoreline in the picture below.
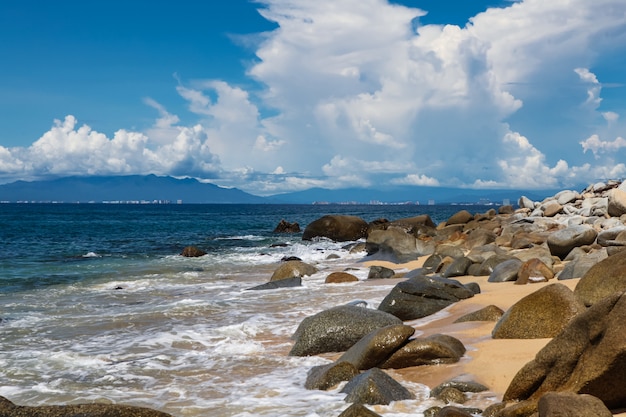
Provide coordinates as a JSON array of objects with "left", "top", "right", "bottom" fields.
[{"left": 7, "top": 180, "right": 626, "bottom": 416}]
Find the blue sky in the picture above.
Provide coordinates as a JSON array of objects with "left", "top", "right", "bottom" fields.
[{"left": 1, "top": 0, "right": 625, "bottom": 194}]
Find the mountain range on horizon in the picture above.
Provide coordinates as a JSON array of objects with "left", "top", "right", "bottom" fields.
[{"left": 0, "top": 174, "right": 566, "bottom": 205}]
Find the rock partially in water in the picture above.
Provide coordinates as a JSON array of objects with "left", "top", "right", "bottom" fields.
[
  {"left": 289, "top": 305, "right": 402, "bottom": 356},
  {"left": 341, "top": 368, "right": 414, "bottom": 405},
  {"left": 0, "top": 396, "right": 173, "bottom": 417}
]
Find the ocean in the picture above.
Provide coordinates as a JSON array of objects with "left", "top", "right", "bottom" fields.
[{"left": 0, "top": 203, "right": 490, "bottom": 416}]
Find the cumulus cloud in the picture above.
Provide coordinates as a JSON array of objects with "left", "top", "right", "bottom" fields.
[
  {"left": 580, "top": 134, "right": 626, "bottom": 157},
  {"left": 390, "top": 174, "right": 440, "bottom": 186}
]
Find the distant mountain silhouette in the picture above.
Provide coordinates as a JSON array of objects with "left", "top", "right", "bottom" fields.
[
  {"left": 0, "top": 175, "right": 268, "bottom": 203},
  {"left": 0, "top": 175, "right": 568, "bottom": 204}
]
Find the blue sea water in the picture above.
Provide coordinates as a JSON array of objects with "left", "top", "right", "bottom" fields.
[{"left": 0, "top": 203, "right": 494, "bottom": 416}]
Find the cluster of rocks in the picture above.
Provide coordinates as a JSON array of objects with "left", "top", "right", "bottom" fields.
[{"left": 281, "top": 180, "right": 626, "bottom": 417}]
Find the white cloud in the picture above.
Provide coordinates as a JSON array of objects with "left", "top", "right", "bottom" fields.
[
  {"left": 390, "top": 174, "right": 440, "bottom": 186},
  {"left": 603, "top": 111, "right": 619, "bottom": 123},
  {"left": 580, "top": 134, "right": 626, "bottom": 157},
  {"left": 574, "top": 68, "right": 602, "bottom": 108}
]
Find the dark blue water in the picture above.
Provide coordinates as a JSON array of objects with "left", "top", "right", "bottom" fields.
[{"left": 0, "top": 203, "right": 476, "bottom": 293}]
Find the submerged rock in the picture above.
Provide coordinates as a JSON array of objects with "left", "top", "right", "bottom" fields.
[{"left": 341, "top": 368, "right": 414, "bottom": 405}]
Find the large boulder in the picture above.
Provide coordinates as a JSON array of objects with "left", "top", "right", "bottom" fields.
[
  {"left": 336, "top": 324, "right": 415, "bottom": 370},
  {"left": 270, "top": 260, "right": 318, "bottom": 281},
  {"left": 340, "top": 368, "right": 414, "bottom": 405},
  {"left": 379, "top": 334, "right": 466, "bottom": 369},
  {"left": 0, "top": 396, "right": 172, "bottom": 417},
  {"left": 546, "top": 225, "right": 598, "bottom": 259},
  {"left": 378, "top": 275, "right": 475, "bottom": 321},
  {"left": 446, "top": 210, "right": 473, "bottom": 225},
  {"left": 607, "top": 188, "right": 626, "bottom": 217},
  {"left": 366, "top": 227, "right": 435, "bottom": 263},
  {"left": 492, "top": 283, "right": 586, "bottom": 339},
  {"left": 574, "top": 251, "right": 626, "bottom": 307},
  {"left": 289, "top": 305, "right": 402, "bottom": 356},
  {"left": 302, "top": 215, "right": 368, "bottom": 242},
  {"left": 503, "top": 291, "right": 626, "bottom": 411},
  {"left": 180, "top": 246, "right": 206, "bottom": 257}
]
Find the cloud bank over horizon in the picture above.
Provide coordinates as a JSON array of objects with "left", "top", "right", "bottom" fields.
[{"left": 1, "top": 0, "right": 625, "bottom": 194}]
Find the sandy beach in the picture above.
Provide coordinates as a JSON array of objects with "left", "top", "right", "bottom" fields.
[{"left": 361, "top": 257, "right": 580, "bottom": 402}]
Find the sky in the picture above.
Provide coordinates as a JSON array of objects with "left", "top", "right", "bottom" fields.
[{"left": 1, "top": 0, "right": 626, "bottom": 195}]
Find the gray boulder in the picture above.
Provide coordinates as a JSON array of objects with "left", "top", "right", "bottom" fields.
[
  {"left": 338, "top": 403, "right": 383, "bottom": 417},
  {"left": 246, "top": 276, "right": 301, "bottom": 290},
  {"left": 0, "top": 396, "right": 172, "bottom": 417},
  {"left": 302, "top": 215, "right": 368, "bottom": 242},
  {"left": 366, "top": 227, "right": 435, "bottom": 263},
  {"left": 442, "top": 256, "right": 473, "bottom": 278},
  {"left": 378, "top": 275, "right": 474, "bottom": 321},
  {"left": 492, "top": 283, "right": 586, "bottom": 339},
  {"left": 379, "top": 334, "right": 466, "bottom": 369},
  {"left": 367, "top": 265, "right": 395, "bottom": 280},
  {"left": 546, "top": 225, "right": 598, "bottom": 259},
  {"left": 341, "top": 368, "right": 414, "bottom": 405},
  {"left": 487, "top": 258, "right": 522, "bottom": 283},
  {"left": 337, "top": 324, "right": 415, "bottom": 370},
  {"left": 289, "top": 305, "right": 402, "bottom": 356}
]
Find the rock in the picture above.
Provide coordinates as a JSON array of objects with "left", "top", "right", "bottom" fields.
[
  {"left": 305, "top": 361, "right": 360, "bottom": 390},
  {"left": 433, "top": 406, "right": 480, "bottom": 417},
  {"left": 574, "top": 251, "right": 626, "bottom": 307},
  {"left": 537, "top": 392, "right": 612, "bottom": 417},
  {"left": 289, "top": 305, "right": 402, "bottom": 356},
  {"left": 540, "top": 200, "right": 563, "bottom": 217},
  {"left": 180, "top": 246, "right": 206, "bottom": 257},
  {"left": 547, "top": 225, "right": 598, "bottom": 259},
  {"left": 442, "top": 257, "right": 473, "bottom": 278},
  {"left": 367, "top": 265, "right": 395, "bottom": 279},
  {"left": 337, "top": 324, "right": 415, "bottom": 370},
  {"left": 379, "top": 334, "right": 466, "bottom": 369},
  {"left": 607, "top": 188, "right": 626, "bottom": 217},
  {"left": 515, "top": 258, "right": 554, "bottom": 285},
  {"left": 325, "top": 271, "right": 359, "bottom": 284},
  {"left": 487, "top": 258, "right": 522, "bottom": 283},
  {"left": 435, "top": 244, "right": 465, "bottom": 259},
  {"left": 464, "top": 229, "right": 496, "bottom": 250},
  {"left": 556, "top": 249, "right": 607, "bottom": 280},
  {"left": 389, "top": 214, "right": 437, "bottom": 230},
  {"left": 366, "top": 227, "right": 435, "bottom": 263},
  {"left": 246, "top": 276, "right": 301, "bottom": 290},
  {"left": 378, "top": 275, "right": 474, "bottom": 321},
  {"left": 430, "top": 380, "right": 489, "bottom": 397},
  {"left": 499, "top": 205, "right": 515, "bottom": 214},
  {"left": 504, "top": 291, "right": 626, "bottom": 410},
  {"left": 519, "top": 196, "right": 536, "bottom": 210},
  {"left": 596, "top": 226, "right": 626, "bottom": 246},
  {"left": 273, "top": 219, "right": 301, "bottom": 233},
  {"left": 454, "top": 305, "right": 504, "bottom": 323},
  {"left": 435, "top": 387, "right": 467, "bottom": 404},
  {"left": 341, "top": 368, "right": 414, "bottom": 405},
  {"left": 555, "top": 190, "right": 580, "bottom": 205},
  {"left": 270, "top": 260, "right": 318, "bottom": 281},
  {"left": 302, "top": 215, "right": 368, "bottom": 242},
  {"left": 337, "top": 403, "right": 383, "bottom": 417},
  {"left": 492, "top": 283, "right": 586, "bottom": 339},
  {"left": 446, "top": 210, "right": 473, "bottom": 225},
  {"left": 0, "top": 396, "right": 173, "bottom": 417},
  {"left": 478, "top": 254, "right": 516, "bottom": 276}
]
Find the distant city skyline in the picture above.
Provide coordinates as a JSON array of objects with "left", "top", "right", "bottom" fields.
[{"left": 1, "top": 0, "right": 625, "bottom": 194}]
